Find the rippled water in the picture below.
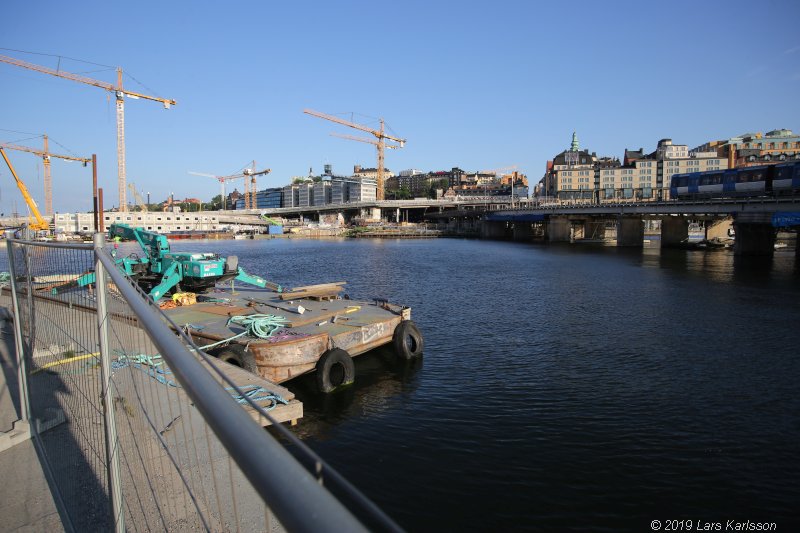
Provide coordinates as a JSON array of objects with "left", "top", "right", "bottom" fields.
[
  {"left": 168, "top": 237, "right": 798, "bottom": 532},
  {"left": 8, "top": 237, "right": 800, "bottom": 531}
]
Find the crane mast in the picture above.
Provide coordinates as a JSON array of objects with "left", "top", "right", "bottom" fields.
[
  {"left": 303, "top": 109, "right": 405, "bottom": 200},
  {"left": 0, "top": 53, "right": 176, "bottom": 212}
]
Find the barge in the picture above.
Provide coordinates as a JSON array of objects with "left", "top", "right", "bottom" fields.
[{"left": 162, "top": 283, "right": 424, "bottom": 392}]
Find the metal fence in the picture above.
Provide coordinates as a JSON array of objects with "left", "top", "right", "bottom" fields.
[{"left": 4, "top": 235, "right": 400, "bottom": 532}]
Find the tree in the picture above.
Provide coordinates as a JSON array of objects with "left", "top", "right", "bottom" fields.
[{"left": 208, "top": 194, "right": 223, "bottom": 210}]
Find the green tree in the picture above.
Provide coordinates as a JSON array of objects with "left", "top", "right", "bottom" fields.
[{"left": 208, "top": 194, "right": 223, "bottom": 210}]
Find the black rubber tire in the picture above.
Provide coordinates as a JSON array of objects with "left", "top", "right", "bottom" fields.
[
  {"left": 213, "top": 344, "right": 258, "bottom": 374},
  {"left": 316, "top": 348, "right": 355, "bottom": 393},
  {"left": 393, "top": 320, "right": 424, "bottom": 360}
]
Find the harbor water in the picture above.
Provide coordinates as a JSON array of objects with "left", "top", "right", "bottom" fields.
[
  {"left": 167, "top": 237, "right": 799, "bottom": 532},
  {"left": 5, "top": 237, "right": 799, "bottom": 531}
]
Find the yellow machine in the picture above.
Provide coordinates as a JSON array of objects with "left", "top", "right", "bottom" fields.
[{"left": 1, "top": 147, "right": 50, "bottom": 232}]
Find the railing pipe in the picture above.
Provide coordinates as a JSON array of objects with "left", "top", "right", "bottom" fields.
[
  {"left": 94, "top": 248, "right": 369, "bottom": 533},
  {"left": 5, "top": 239, "right": 30, "bottom": 423},
  {"left": 93, "top": 233, "right": 125, "bottom": 532}
]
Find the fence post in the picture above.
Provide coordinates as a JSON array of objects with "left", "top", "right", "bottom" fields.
[
  {"left": 5, "top": 239, "right": 31, "bottom": 424},
  {"left": 93, "top": 233, "right": 125, "bottom": 533}
]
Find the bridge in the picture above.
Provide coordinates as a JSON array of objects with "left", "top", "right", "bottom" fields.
[
  {"left": 247, "top": 196, "right": 800, "bottom": 256},
  {"left": 418, "top": 197, "right": 800, "bottom": 256}
]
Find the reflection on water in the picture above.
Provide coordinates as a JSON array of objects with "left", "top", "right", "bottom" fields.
[{"left": 288, "top": 347, "right": 423, "bottom": 441}]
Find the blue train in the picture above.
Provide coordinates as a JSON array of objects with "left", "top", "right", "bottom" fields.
[{"left": 670, "top": 161, "right": 800, "bottom": 199}]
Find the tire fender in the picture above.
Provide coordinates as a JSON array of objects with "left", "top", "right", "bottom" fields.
[
  {"left": 211, "top": 344, "right": 258, "bottom": 374},
  {"left": 316, "top": 348, "right": 355, "bottom": 393},
  {"left": 393, "top": 320, "right": 424, "bottom": 360}
]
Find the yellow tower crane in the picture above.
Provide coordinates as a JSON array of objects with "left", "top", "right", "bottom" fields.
[
  {"left": 1, "top": 147, "right": 49, "bottom": 232},
  {"left": 0, "top": 138, "right": 91, "bottom": 215},
  {"left": 0, "top": 53, "right": 177, "bottom": 212},
  {"left": 303, "top": 109, "right": 406, "bottom": 200}
]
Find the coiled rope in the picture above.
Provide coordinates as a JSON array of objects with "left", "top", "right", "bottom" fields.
[{"left": 200, "top": 314, "right": 289, "bottom": 351}]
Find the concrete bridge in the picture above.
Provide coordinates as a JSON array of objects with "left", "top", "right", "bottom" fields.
[
  {"left": 424, "top": 197, "right": 800, "bottom": 257},
  {"left": 246, "top": 196, "right": 800, "bottom": 256}
]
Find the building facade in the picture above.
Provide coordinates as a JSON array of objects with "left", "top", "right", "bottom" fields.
[
  {"left": 540, "top": 133, "right": 727, "bottom": 203},
  {"left": 693, "top": 129, "right": 800, "bottom": 168}
]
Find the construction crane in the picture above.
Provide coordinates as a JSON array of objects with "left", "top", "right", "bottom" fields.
[
  {"left": 0, "top": 53, "right": 177, "bottom": 212},
  {"left": 0, "top": 137, "right": 91, "bottom": 215},
  {"left": 188, "top": 171, "right": 238, "bottom": 210},
  {"left": 303, "top": 109, "right": 405, "bottom": 200},
  {"left": 1, "top": 147, "right": 49, "bottom": 231},
  {"left": 127, "top": 182, "right": 148, "bottom": 211},
  {"left": 189, "top": 163, "right": 270, "bottom": 210},
  {"left": 242, "top": 162, "right": 271, "bottom": 210}
]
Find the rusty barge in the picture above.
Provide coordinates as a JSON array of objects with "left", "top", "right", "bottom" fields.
[{"left": 163, "top": 282, "right": 424, "bottom": 393}]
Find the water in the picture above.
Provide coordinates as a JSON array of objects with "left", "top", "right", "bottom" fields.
[
  {"left": 163, "top": 237, "right": 799, "bottom": 532},
  {"left": 7, "top": 237, "right": 800, "bottom": 531}
]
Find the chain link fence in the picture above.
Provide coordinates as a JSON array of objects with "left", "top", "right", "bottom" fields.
[{"left": 3, "top": 236, "right": 396, "bottom": 532}]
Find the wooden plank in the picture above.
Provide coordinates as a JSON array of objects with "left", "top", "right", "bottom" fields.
[
  {"left": 279, "top": 287, "right": 344, "bottom": 301},
  {"left": 200, "top": 356, "right": 302, "bottom": 427},
  {"left": 197, "top": 305, "right": 255, "bottom": 317},
  {"left": 289, "top": 282, "right": 346, "bottom": 292}
]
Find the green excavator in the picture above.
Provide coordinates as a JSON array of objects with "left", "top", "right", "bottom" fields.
[{"left": 54, "top": 223, "right": 281, "bottom": 300}]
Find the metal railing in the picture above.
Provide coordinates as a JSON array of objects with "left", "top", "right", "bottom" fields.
[{"left": 3, "top": 234, "right": 401, "bottom": 532}]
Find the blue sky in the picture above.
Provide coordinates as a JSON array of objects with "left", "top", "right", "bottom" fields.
[{"left": 1, "top": 0, "right": 799, "bottom": 213}]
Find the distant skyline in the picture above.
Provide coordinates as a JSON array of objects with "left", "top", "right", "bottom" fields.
[{"left": 1, "top": 0, "right": 799, "bottom": 213}]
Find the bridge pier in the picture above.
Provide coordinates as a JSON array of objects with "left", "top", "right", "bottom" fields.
[
  {"left": 661, "top": 217, "right": 689, "bottom": 248},
  {"left": 546, "top": 217, "right": 572, "bottom": 242},
  {"left": 482, "top": 220, "right": 508, "bottom": 239},
  {"left": 616, "top": 217, "right": 644, "bottom": 247},
  {"left": 512, "top": 223, "right": 533, "bottom": 241},
  {"left": 733, "top": 216, "right": 775, "bottom": 256}
]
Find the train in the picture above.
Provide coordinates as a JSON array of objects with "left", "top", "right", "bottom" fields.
[{"left": 670, "top": 160, "right": 800, "bottom": 199}]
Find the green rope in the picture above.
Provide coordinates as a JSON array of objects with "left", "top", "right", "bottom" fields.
[
  {"left": 199, "top": 314, "right": 289, "bottom": 352},
  {"left": 225, "top": 385, "right": 288, "bottom": 410},
  {"left": 227, "top": 314, "right": 288, "bottom": 339}
]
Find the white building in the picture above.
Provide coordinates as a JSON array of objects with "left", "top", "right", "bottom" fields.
[{"left": 54, "top": 211, "right": 224, "bottom": 235}]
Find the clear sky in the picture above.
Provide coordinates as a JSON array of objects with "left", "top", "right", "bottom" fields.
[{"left": 1, "top": 0, "right": 799, "bottom": 214}]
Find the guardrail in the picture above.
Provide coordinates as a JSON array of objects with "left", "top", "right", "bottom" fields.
[{"left": 4, "top": 234, "right": 401, "bottom": 532}]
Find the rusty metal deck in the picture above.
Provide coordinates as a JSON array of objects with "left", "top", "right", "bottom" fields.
[{"left": 164, "top": 286, "right": 407, "bottom": 384}]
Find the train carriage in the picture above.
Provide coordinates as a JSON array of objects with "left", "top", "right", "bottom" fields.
[
  {"left": 772, "top": 162, "right": 800, "bottom": 195},
  {"left": 670, "top": 161, "right": 800, "bottom": 200}
]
